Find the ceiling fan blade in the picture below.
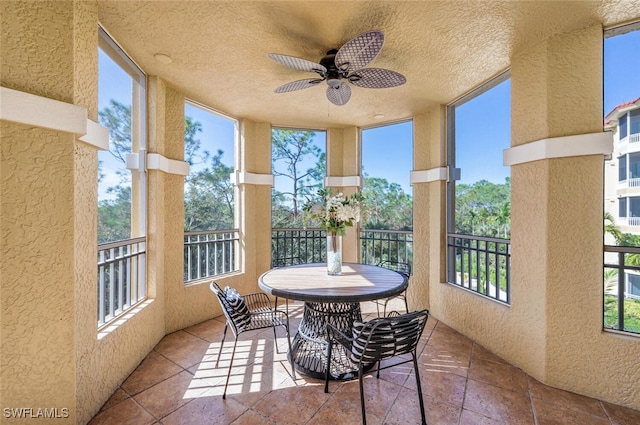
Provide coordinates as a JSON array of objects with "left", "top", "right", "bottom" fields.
[
  {"left": 275, "top": 78, "right": 324, "bottom": 93},
  {"left": 335, "top": 30, "right": 385, "bottom": 72},
  {"left": 326, "top": 82, "right": 351, "bottom": 106},
  {"left": 268, "top": 53, "right": 327, "bottom": 75},
  {"left": 348, "top": 68, "right": 406, "bottom": 88}
]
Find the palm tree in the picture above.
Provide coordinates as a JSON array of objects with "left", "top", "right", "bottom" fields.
[{"left": 604, "top": 211, "right": 622, "bottom": 244}]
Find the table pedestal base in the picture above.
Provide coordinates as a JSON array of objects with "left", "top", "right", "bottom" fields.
[{"left": 289, "top": 302, "right": 362, "bottom": 380}]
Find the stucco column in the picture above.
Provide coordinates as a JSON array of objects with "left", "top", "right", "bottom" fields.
[
  {"left": 238, "top": 120, "right": 272, "bottom": 288},
  {"left": 412, "top": 106, "right": 447, "bottom": 311},
  {"left": 510, "top": 25, "right": 625, "bottom": 396},
  {"left": 326, "top": 126, "right": 360, "bottom": 262},
  {"left": 147, "top": 78, "right": 187, "bottom": 333},
  {"left": 0, "top": 2, "right": 95, "bottom": 423}
]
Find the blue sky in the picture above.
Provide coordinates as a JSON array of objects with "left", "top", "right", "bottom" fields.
[{"left": 99, "top": 27, "right": 640, "bottom": 199}]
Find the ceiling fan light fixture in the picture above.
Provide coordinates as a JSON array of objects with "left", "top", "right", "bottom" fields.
[{"left": 327, "top": 78, "right": 342, "bottom": 88}]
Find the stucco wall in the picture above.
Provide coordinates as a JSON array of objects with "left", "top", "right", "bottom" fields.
[
  {"left": 2, "top": 2, "right": 78, "bottom": 423},
  {"left": 428, "top": 24, "right": 640, "bottom": 410}
]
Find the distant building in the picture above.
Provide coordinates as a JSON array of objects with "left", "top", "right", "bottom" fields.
[{"left": 605, "top": 97, "right": 640, "bottom": 298}]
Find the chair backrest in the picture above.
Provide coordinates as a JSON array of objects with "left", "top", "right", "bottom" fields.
[
  {"left": 351, "top": 309, "right": 428, "bottom": 365},
  {"left": 377, "top": 260, "right": 411, "bottom": 277},
  {"left": 210, "top": 282, "right": 251, "bottom": 334}
]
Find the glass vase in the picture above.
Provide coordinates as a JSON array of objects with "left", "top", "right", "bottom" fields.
[{"left": 326, "top": 232, "right": 342, "bottom": 276}]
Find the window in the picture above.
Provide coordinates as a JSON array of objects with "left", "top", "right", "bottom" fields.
[
  {"left": 620, "top": 114, "right": 628, "bottom": 139},
  {"left": 631, "top": 109, "right": 640, "bottom": 135},
  {"left": 628, "top": 273, "right": 640, "bottom": 298},
  {"left": 360, "top": 121, "right": 413, "bottom": 267},
  {"left": 183, "top": 101, "right": 238, "bottom": 283},
  {"left": 446, "top": 72, "right": 511, "bottom": 303},
  {"left": 603, "top": 22, "right": 640, "bottom": 334},
  {"left": 619, "top": 197, "right": 627, "bottom": 218},
  {"left": 271, "top": 128, "right": 326, "bottom": 264},
  {"left": 619, "top": 155, "right": 627, "bottom": 181},
  {"left": 97, "top": 27, "right": 147, "bottom": 328}
]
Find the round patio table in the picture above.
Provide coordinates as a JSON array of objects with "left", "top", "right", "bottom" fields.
[{"left": 258, "top": 262, "right": 408, "bottom": 379}]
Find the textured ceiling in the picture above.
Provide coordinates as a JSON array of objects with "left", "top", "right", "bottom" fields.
[{"left": 97, "top": 1, "right": 640, "bottom": 128}]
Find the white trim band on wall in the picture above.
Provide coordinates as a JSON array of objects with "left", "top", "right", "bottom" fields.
[
  {"left": 324, "top": 176, "right": 362, "bottom": 187},
  {"left": 410, "top": 167, "right": 448, "bottom": 184},
  {"left": 125, "top": 152, "right": 190, "bottom": 176},
  {"left": 230, "top": 171, "right": 274, "bottom": 186},
  {"left": 503, "top": 131, "right": 613, "bottom": 166},
  {"left": 0, "top": 86, "right": 110, "bottom": 150}
]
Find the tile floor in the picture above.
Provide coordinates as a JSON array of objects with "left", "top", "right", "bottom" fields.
[{"left": 89, "top": 302, "right": 640, "bottom": 425}]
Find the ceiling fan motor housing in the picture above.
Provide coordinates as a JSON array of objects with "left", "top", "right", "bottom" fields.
[{"left": 320, "top": 50, "right": 348, "bottom": 87}]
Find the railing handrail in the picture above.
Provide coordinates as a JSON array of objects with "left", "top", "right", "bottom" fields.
[
  {"left": 361, "top": 228, "right": 413, "bottom": 235},
  {"left": 604, "top": 244, "right": 640, "bottom": 254},
  {"left": 272, "top": 227, "right": 324, "bottom": 232},
  {"left": 185, "top": 228, "right": 239, "bottom": 237},
  {"left": 98, "top": 236, "right": 146, "bottom": 250},
  {"left": 448, "top": 232, "right": 511, "bottom": 244}
]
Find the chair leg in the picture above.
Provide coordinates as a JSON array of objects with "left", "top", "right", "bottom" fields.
[
  {"left": 272, "top": 323, "right": 280, "bottom": 354},
  {"left": 215, "top": 323, "right": 229, "bottom": 368},
  {"left": 222, "top": 336, "right": 239, "bottom": 400},
  {"left": 358, "top": 367, "right": 367, "bottom": 425},
  {"left": 403, "top": 290, "right": 409, "bottom": 313},
  {"left": 285, "top": 323, "right": 296, "bottom": 380},
  {"left": 412, "top": 351, "right": 427, "bottom": 425},
  {"left": 324, "top": 339, "right": 334, "bottom": 393}
]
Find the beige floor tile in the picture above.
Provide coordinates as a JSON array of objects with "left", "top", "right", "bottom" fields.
[
  {"left": 134, "top": 370, "right": 204, "bottom": 419},
  {"left": 602, "top": 400, "right": 640, "bottom": 425},
  {"left": 88, "top": 397, "right": 155, "bottom": 425},
  {"left": 160, "top": 395, "right": 247, "bottom": 425},
  {"left": 252, "top": 384, "right": 330, "bottom": 424},
  {"left": 533, "top": 398, "right": 611, "bottom": 425},
  {"left": 121, "top": 351, "right": 182, "bottom": 396},
  {"left": 463, "top": 378, "right": 535, "bottom": 424},
  {"left": 528, "top": 376, "right": 608, "bottom": 418},
  {"left": 468, "top": 356, "right": 528, "bottom": 394}
]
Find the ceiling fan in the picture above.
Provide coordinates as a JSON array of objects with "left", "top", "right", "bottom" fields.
[{"left": 268, "top": 30, "right": 406, "bottom": 106}]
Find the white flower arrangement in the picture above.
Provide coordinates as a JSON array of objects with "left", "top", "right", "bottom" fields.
[{"left": 303, "top": 188, "right": 365, "bottom": 236}]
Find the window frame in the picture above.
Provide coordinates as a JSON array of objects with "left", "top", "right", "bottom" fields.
[
  {"left": 97, "top": 26, "right": 148, "bottom": 329},
  {"left": 445, "top": 70, "right": 512, "bottom": 304}
]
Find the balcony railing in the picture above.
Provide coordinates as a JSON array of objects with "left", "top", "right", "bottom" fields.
[
  {"left": 271, "top": 228, "right": 326, "bottom": 265},
  {"left": 360, "top": 229, "right": 413, "bottom": 271},
  {"left": 184, "top": 229, "right": 239, "bottom": 283},
  {"left": 603, "top": 245, "right": 640, "bottom": 335},
  {"left": 98, "top": 237, "right": 146, "bottom": 327},
  {"left": 271, "top": 228, "right": 414, "bottom": 270},
  {"left": 447, "top": 233, "right": 511, "bottom": 304},
  {"left": 618, "top": 217, "right": 640, "bottom": 226},
  {"left": 620, "top": 133, "right": 640, "bottom": 145}
]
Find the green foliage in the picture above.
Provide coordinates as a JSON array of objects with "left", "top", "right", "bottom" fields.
[
  {"left": 99, "top": 99, "right": 233, "bottom": 243},
  {"left": 98, "top": 186, "right": 131, "bottom": 244},
  {"left": 362, "top": 177, "right": 412, "bottom": 230},
  {"left": 604, "top": 295, "right": 640, "bottom": 333},
  {"left": 184, "top": 149, "right": 234, "bottom": 231},
  {"left": 271, "top": 129, "right": 324, "bottom": 227},
  {"left": 99, "top": 100, "right": 131, "bottom": 166},
  {"left": 455, "top": 178, "right": 511, "bottom": 237}
]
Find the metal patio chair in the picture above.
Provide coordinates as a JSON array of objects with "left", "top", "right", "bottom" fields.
[
  {"left": 324, "top": 309, "right": 429, "bottom": 425},
  {"left": 210, "top": 282, "right": 295, "bottom": 398},
  {"left": 373, "top": 260, "right": 411, "bottom": 317}
]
